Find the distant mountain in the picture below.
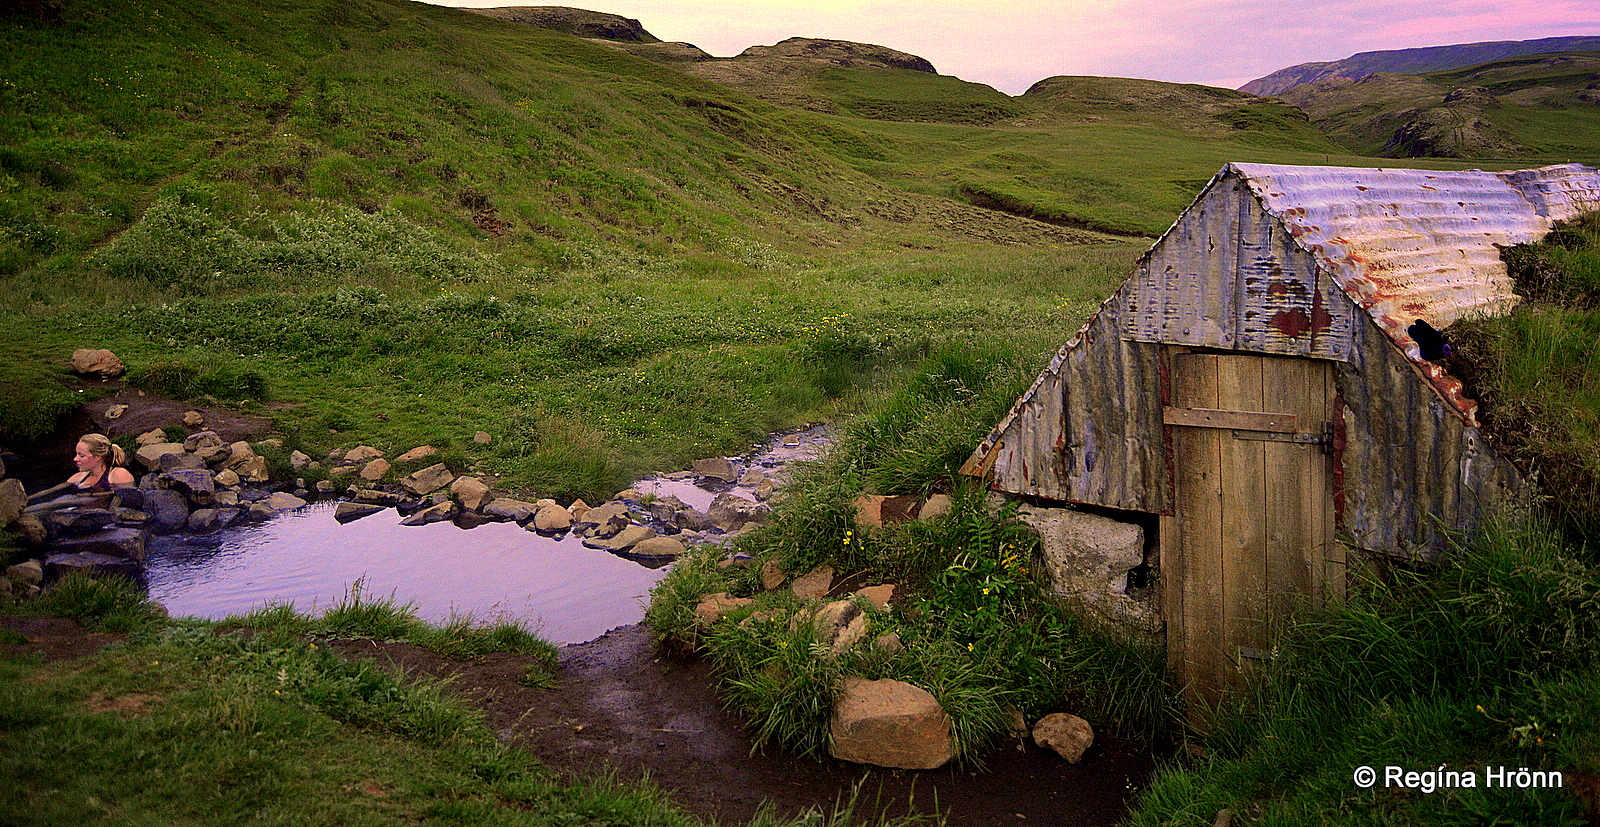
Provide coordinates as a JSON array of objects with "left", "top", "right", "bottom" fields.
[
  {"left": 1241, "top": 36, "right": 1600, "bottom": 95},
  {"left": 1271, "top": 51, "right": 1600, "bottom": 158}
]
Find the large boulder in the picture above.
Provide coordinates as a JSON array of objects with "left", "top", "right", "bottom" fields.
[
  {"left": 791, "top": 564, "right": 834, "bottom": 600},
  {"left": 70, "top": 348, "right": 125, "bottom": 378},
  {"left": 628, "top": 535, "right": 686, "bottom": 560},
  {"left": 43, "top": 508, "right": 117, "bottom": 536},
  {"left": 45, "top": 551, "right": 141, "bottom": 581},
  {"left": 358, "top": 458, "right": 390, "bottom": 482},
  {"left": 830, "top": 677, "right": 954, "bottom": 770}
]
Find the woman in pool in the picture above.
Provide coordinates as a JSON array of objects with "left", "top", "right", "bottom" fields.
[{"left": 67, "top": 433, "right": 135, "bottom": 492}]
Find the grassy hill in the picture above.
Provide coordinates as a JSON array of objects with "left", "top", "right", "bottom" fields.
[
  {"left": 2, "top": 0, "right": 1475, "bottom": 497},
  {"left": 1273, "top": 51, "right": 1600, "bottom": 160}
]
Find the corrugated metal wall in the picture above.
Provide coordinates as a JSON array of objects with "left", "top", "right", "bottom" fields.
[{"left": 1124, "top": 176, "right": 1355, "bottom": 361}]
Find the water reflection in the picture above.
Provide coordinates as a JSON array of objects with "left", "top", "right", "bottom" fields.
[{"left": 144, "top": 502, "right": 668, "bottom": 645}]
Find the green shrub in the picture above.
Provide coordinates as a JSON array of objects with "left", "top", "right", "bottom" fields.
[{"left": 13, "top": 572, "right": 167, "bottom": 634}]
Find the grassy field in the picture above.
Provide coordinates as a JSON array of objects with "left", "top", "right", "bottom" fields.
[{"left": 6, "top": 1, "right": 1600, "bottom": 824}]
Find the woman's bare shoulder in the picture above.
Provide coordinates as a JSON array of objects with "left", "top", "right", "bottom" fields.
[{"left": 109, "top": 467, "right": 136, "bottom": 485}]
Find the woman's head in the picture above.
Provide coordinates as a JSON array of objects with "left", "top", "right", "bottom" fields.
[{"left": 75, "top": 433, "right": 127, "bottom": 472}]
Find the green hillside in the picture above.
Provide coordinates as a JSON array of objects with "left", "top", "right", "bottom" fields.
[{"left": 1273, "top": 51, "right": 1600, "bottom": 160}]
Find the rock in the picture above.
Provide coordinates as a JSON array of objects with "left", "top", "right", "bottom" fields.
[
  {"left": 289, "top": 449, "right": 312, "bottom": 470},
  {"left": 246, "top": 502, "right": 276, "bottom": 522},
  {"left": 135, "top": 442, "right": 186, "bottom": 471},
  {"left": 394, "top": 445, "right": 436, "bottom": 463},
  {"left": 353, "top": 489, "right": 404, "bottom": 507},
  {"left": 628, "top": 536, "right": 686, "bottom": 560},
  {"left": 6, "top": 559, "right": 44, "bottom": 586},
  {"left": 853, "top": 494, "right": 919, "bottom": 528},
  {"left": 450, "top": 476, "right": 493, "bottom": 511},
  {"left": 263, "top": 492, "right": 307, "bottom": 512},
  {"left": 345, "top": 445, "right": 385, "bottom": 463},
  {"left": 0, "top": 478, "right": 25, "bottom": 526},
  {"left": 400, "top": 463, "right": 454, "bottom": 496},
  {"left": 187, "top": 507, "right": 241, "bottom": 533},
  {"left": 223, "top": 441, "right": 256, "bottom": 467},
  {"left": 44, "top": 508, "right": 117, "bottom": 536},
  {"left": 159, "top": 468, "right": 215, "bottom": 505},
  {"left": 533, "top": 503, "right": 573, "bottom": 532},
  {"left": 183, "top": 431, "right": 225, "bottom": 452},
  {"left": 692, "top": 456, "right": 738, "bottom": 482},
  {"left": 791, "top": 564, "right": 834, "bottom": 600},
  {"left": 1032, "top": 713, "right": 1095, "bottom": 763},
  {"left": 737, "top": 468, "right": 767, "bottom": 486},
  {"left": 314, "top": 480, "right": 335, "bottom": 495},
  {"left": 47, "top": 527, "right": 147, "bottom": 561},
  {"left": 136, "top": 428, "right": 168, "bottom": 446},
  {"left": 14, "top": 514, "right": 47, "bottom": 545},
  {"left": 142, "top": 488, "right": 190, "bottom": 533},
  {"left": 473, "top": 430, "right": 492, "bottom": 444},
  {"left": 158, "top": 450, "right": 206, "bottom": 472},
  {"left": 872, "top": 632, "right": 903, "bottom": 657},
  {"left": 233, "top": 455, "right": 269, "bottom": 484},
  {"left": 917, "top": 494, "right": 953, "bottom": 521},
  {"left": 213, "top": 468, "right": 240, "bottom": 487},
  {"left": 359, "top": 458, "right": 390, "bottom": 482},
  {"left": 212, "top": 491, "right": 239, "bottom": 507},
  {"left": 1018, "top": 506, "right": 1156, "bottom": 638},
  {"left": 484, "top": 498, "right": 539, "bottom": 523},
  {"left": 753, "top": 480, "right": 775, "bottom": 500},
  {"left": 400, "top": 501, "right": 456, "bottom": 526},
  {"left": 568, "top": 499, "right": 591, "bottom": 521},
  {"left": 586, "top": 523, "right": 656, "bottom": 552},
  {"left": 694, "top": 592, "right": 751, "bottom": 630},
  {"left": 675, "top": 506, "right": 713, "bottom": 532},
  {"left": 182, "top": 410, "right": 205, "bottom": 428},
  {"left": 70, "top": 348, "right": 125, "bottom": 378},
  {"left": 854, "top": 584, "right": 895, "bottom": 612},
  {"left": 830, "top": 677, "right": 954, "bottom": 770},
  {"left": 104, "top": 403, "right": 128, "bottom": 420},
  {"left": 707, "top": 492, "right": 769, "bottom": 532},
  {"left": 578, "top": 501, "right": 630, "bottom": 537},
  {"left": 802, "top": 599, "right": 870, "bottom": 655},
  {"left": 45, "top": 551, "right": 141, "bottom": 581},
  {"left": 760, "top": 559, "right": 786, "bottom": 591},
  {"left": 334, "top": 502, "right": 387, "bottom": 523}
]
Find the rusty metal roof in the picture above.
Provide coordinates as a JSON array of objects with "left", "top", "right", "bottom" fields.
[{"left": 1228, "top": 162, "right": 1600, "bottom": 421}]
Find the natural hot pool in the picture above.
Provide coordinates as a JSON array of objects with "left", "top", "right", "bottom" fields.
[
  {"left": 142, "top": 503, "right": 668, "bottom": 645},
  {"left": 140, "top": 426, "right": 832, "bottom": 645}
]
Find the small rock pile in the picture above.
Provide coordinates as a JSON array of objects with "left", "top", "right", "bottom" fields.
[{"left": 687, "top": 493, "right": 1097, "bottom": 771}]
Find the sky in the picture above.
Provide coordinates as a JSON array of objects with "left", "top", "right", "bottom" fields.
[{"left": 430, "top": 0, "right": 1600, "bottom": 94}]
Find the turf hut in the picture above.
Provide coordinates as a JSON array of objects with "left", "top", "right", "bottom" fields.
[{"left": 962, "top": 162, "right": 1600, "bottom": 701}]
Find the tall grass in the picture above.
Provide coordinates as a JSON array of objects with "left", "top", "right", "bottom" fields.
[{"left": 1128, "top": 514, "right": 1600, "bottom": 825}]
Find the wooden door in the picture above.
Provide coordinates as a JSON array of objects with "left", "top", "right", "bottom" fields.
[{"left": 1160, "top": 349, "right": 1342, "bottom": 708}]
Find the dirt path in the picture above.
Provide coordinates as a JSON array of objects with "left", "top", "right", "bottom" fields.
[
  {"left": 333, "top": 624, "right": 1165, "bottom": 827},
  {"left": 3, "top": 614, "right": 1164, "bottom": 824}
]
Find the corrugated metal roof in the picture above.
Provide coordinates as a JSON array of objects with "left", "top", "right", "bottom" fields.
[{"left": 1229, "top": 162, "right": 1600, "bottom": 422}]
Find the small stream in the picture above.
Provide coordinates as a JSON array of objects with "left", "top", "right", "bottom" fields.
[{"left": 141, "top": 426, "right": 831, "bottom": 644}]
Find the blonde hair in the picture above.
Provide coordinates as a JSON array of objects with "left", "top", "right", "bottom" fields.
[{"left": 78, "top": 433, "right": 127, "bottom": 469}]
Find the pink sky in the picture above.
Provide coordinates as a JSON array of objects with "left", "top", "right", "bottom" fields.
[{"left": 432, "top": 0, "right": 1599, "bottom": 94}]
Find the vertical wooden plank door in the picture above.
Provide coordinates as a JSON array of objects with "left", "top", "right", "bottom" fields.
[{"left": 1160, "top": 350, "right": 1339, "bottom": 708}]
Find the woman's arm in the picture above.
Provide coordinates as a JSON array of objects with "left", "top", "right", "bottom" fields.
[{"left": 108, "top": 467, "right": 135, "bottom": 486}]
